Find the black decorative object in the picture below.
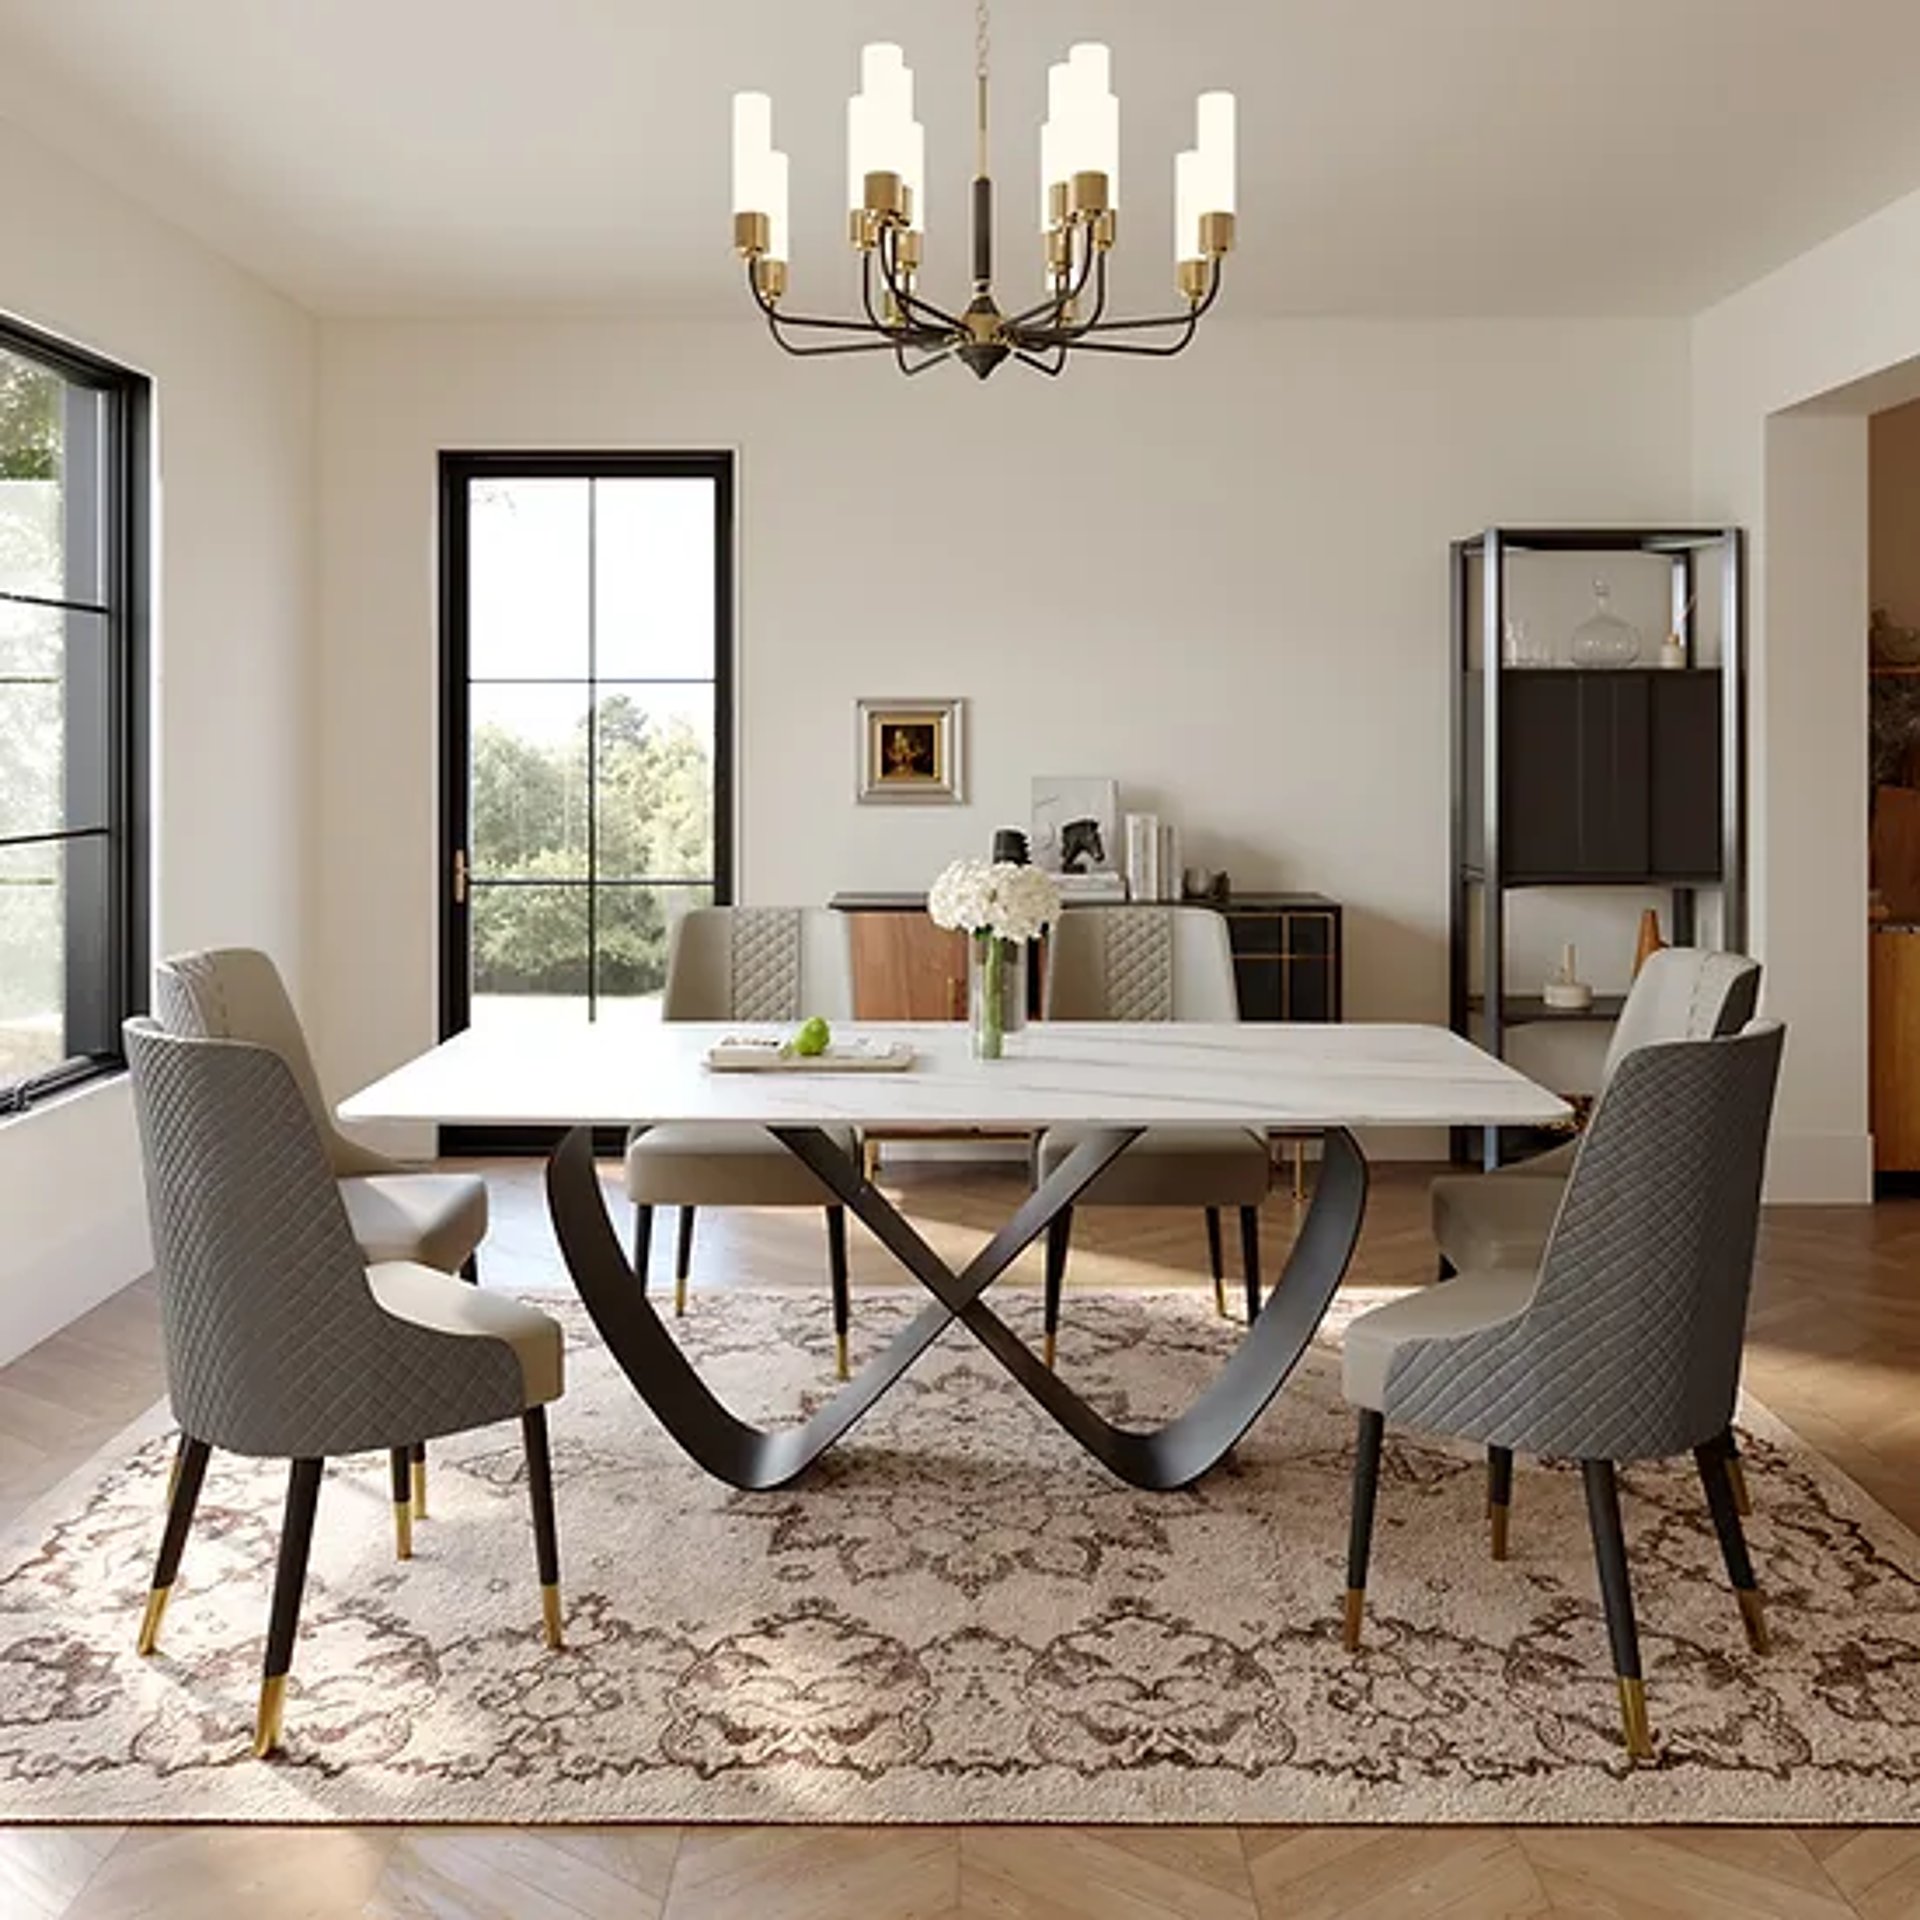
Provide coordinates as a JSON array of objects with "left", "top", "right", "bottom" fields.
[{"left": 992, "top": 827, "right": 1030, "bottom": 865}]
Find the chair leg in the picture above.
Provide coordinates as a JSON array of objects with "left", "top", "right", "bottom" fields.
[
  {"left": 138, "top": 1435, "right": 211, "bottom": 1655},
  {"left": 1436, "top": 1255, "right": 1457, "bottom": 1282},
  {"left": 1695, "top": 1434, "right": 1769, "bottom": 1653},
  {"left": 1581, "top": 1458, "right": 1652, "bottom": 1761},
  {"left": 1204, "top": 1207, "right": 1227, "bottom": 1318},
  {"left": 632, "top": 1204, "right": 654, "bottom": 1297},
  {"left": 1487, "top": 1444, "right": 1514, "bottom": 1561},
  {"left": 389, "top": 1447, "right": 414, "bottom": 1559},
  {"left": 410, "top": 1441, "right": 428, "bottom": 1523},
  {"left": 1240, "top": 1205, "right": 1262, "bottom": 1324},
  {"left": 1043, "top": 1208, "right": 1073, "bottom": 1371},
  {"left": 459, "top": 1253, "right": 479, "bottom": 1284},
  {"left": 826, "top": 1204, "right": 851, "bottom": 1380},
  {"left": 1723, "top": 1426, "right": 1753, "bottom": 1517},
  {"left": 674, "top": 1205, "right": 696, "bottom": 1318},
  {"left": 256, "top": 1458, "right": 324, "bottom": 1759},
  {"left": 523, "top": 1407, "right": 564, "bottom": 1650},
  {"left": 1344, "top": 1409, "right": 1385, "bottom": 1651}
]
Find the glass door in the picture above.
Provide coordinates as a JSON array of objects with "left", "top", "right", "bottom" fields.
[{"left": 439, "top": 453, "right": 732, "bottom": 1141}]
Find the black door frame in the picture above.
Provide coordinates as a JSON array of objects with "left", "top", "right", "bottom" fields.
[{"left": 436, "top": 449, "right": 735, "bottom": 1154}]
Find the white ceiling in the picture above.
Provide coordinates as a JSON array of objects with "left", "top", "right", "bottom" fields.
[{"left": 4, "top": 0, "right": 1920, "bottom": 321}]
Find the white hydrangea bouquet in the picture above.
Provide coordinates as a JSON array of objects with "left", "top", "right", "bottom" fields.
[{"left": 928, "top": 859, "right": 1061, "bottom": 1059}]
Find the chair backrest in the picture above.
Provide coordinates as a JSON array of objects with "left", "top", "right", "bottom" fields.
[
  {"left": 661, "top": 906, "right": 855, "bottom": 1022},
  {"left": 1043, "top": 906, "right": 1240, "bottom": 1021},
  {"left": 153, "top": 946, "right": 385, "bottom": 1177},
  {"left": 1601, "top": 946, "right": 1761, "bottom": 1080},
  {"left": 1499, "top": 1021, "right": 1784, "bottom": 1460},
  {"left": 124, "top": 1019, "right": 520, "bottom": 1458}
]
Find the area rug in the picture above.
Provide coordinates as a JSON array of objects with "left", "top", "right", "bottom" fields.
[{"left": 0, "top": 1286, "right": 1916, "bottom": 1824}]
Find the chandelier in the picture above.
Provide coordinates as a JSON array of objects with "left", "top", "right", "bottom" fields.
[{"left": 728, "top": 0, "right": 1237, "bottom": 380}]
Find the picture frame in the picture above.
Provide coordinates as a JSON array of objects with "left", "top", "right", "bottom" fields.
[
  {"left": 1030, "top": 775, "right": 1121, "bottom": 873},
  {"left": 856, "top": 697, "right": 966, "bottom": 804}
]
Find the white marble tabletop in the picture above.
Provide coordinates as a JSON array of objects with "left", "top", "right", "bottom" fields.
[{"left": 339, "top": 1021, "right": 1569, "bottom": 1132}]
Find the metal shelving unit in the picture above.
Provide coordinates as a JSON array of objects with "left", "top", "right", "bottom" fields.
[{"left": 1449, "top": 526, "right": 1746, "bottom": 1168}]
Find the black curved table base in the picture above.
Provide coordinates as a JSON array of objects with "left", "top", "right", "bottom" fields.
[{"left": 547, "top": 1122, "right": 1368, "bottom": 1493}]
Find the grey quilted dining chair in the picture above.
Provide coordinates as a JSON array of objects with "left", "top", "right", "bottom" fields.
[
  {"left": 625, "top": 906, "right": 861, "bottom": 1375},
  {"left": 124, "top": 1019, "right": 566, "bottom": 1760},
  {"left": 1339, "top": 1021, "right": 1786, "bottom": 1761},
  {"left": 1430, "top": 945, "right": 1763, "bottom": 1544},
  {"left": 1033, "top": 906, "right": 1271, "bottom": 1367},
  {"left": 156, "top": 946, "right": 491, "bottom": 1525}
]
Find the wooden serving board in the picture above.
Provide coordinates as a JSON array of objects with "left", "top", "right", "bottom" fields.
[{"left": 704, "top": 1037, "right": 917, "bottom": 1073}]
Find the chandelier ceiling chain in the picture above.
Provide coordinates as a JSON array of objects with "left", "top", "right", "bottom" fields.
[{"left": 729, "top": 0, "right": 1237, "bottom": 381}]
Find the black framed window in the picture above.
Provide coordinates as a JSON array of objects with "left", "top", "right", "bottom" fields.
[
  {"left": 439, "top": 452, "right": 733, "bottom": 1052},
  {"left": 0, "top": 318, "right": 148, "bottom": 1114}
]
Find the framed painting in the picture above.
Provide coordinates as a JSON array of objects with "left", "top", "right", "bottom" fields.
[{"left": 857, "top": 698, "right": 965, "bottom": 804}]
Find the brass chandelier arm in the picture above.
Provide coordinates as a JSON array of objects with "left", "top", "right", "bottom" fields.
[
  {"left": 876, "top": 226, "right": 966, "bottom": 332},
  {"left": 1019, "top": 258, "right": 1225, "bottom": 355},
  {"left": 1002, "top": 223, "right": 1105, "bottom": 332}
]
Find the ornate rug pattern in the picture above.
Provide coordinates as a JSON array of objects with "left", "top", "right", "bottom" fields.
[{"left": 0, "top": 1287, "right": 1917, "bottom": 1823}]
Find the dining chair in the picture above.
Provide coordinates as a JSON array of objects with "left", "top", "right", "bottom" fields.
[
  {"left": 624, "top": 906, "right": 861, "bottom": 1375},
  {"left": 155, "top": 946, "right": 488, "bottom": 1525},
  {"left": 1339, "top": 1021, "right": 1786, "bottom": 1760},
  {"left": 1033, "top": 905, "right": 1271, "bottom": 1367},
  {"left": 1431, "top": 947, "right": 1760, "bottom": 1275},
  {"left": 1430, "top": 946, "right": 1762, "bottom": 1539},
  {"left": 124, "top": 1019, "right": 566, "bottom": 1759}
]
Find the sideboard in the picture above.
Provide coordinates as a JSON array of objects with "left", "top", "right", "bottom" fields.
[{"left": 827, "top": 891, "right": 1343, "bottom": 1022}]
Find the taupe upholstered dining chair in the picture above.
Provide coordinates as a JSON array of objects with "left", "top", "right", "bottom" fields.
[
  {"left": 625, "top": 906, "right": 861, "bottom": 1375},
  {"left": 1340, "top": 1021, "right": 1785, "bottom": 1760},
  {"left": 124, "top": 1019, "right": 565, "bottom": 1759},
  {"left": 1033, "top": 906, "right": 1271, "bottom": 1367},
  {"left": 1430, "top": 947, "right": 1760, "bottom": 1276},
  {"left": 156, "top": 946, "right": 489, "bottom": 1524}
]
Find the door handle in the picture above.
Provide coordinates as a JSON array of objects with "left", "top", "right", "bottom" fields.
[{"left": 452, "top": 848, "right": 469, "bottom": 906}]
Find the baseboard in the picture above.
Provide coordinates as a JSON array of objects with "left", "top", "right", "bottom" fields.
[
  {"left": 0, "top": 1078, "right": 152, "bottom": 1368},
  {"left": 1765, "top": 1130, "right": 1875, "bottom": 1205}
]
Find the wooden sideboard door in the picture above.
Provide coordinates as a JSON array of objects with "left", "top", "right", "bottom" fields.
[{"left": 849, "top": 912, "right": 969, "bottom": 1020}]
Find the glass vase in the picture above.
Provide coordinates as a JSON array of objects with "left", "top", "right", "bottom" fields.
[{"left": 968, "top": 935, "right": 1028, "bottom": 1060}]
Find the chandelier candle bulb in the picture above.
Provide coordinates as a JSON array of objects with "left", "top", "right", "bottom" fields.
[
  {"left": 1175, "top": 147, "right": 1201, "bottom": 264},
  {"left": 1194, "top": 91, "right": 1237, "bottom": 215}
]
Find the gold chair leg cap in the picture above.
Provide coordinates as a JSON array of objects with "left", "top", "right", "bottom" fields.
[
  {"left": 674, "top": 1277, "right": 688, "bottom": 1318},
  {"left": 1738, "top": 1588, "right": 1771, "bottom": 1655},
  {"left": 835, "top": 1333, "right": 850, "bottom": 1382},
  {"left": 393, "top": 1501, "right": 413, "bottom": 1562},
  {"left": 1617, "top": 1676, "right": 1653, "bottom": 1760},
  {"left": 253, "top": 1673, "right": 288, "bottom": 1759},
  {"left": 1342, "top": 1588, "right": 1366, "bottom": 1653},
  {"left": 1043, "top": 1333, "right": 1057, "bottom": 1372},
  {"left": 1728, "top": 1454, "right": 1753, "bottom": 1518},
  {"left": 136, "top": 1585, "right": 172, "bottom": 1658},
  {"left": 1212, "top": 1277, "right": 1228, "bottom": 1318},
  {"left": 541, "top": 1583, "right": 565, "bottom": 1651},
  {"left": 1489, "top": 1502, "right": 1510, "bottom": 1563},
  {"left": 410, "top": 1458, "right": 428, "bottom": 1523}
]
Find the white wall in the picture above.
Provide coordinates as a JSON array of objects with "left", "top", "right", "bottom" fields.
[
  {"left": 1692, "top": 180, "right": 1920, "bottom": 1201},
  {"left": 0, "top": 114, "right": 316, "bottom": 1361},
  {"left": 314, "top": 315, "right": 1692, "bottom": 1147}
]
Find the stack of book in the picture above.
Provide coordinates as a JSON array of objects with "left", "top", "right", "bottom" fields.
[
  {"left": 1124, "top": 813, "right": 1183, "bottom": 902},
  {"left": 1055, "top": 869, "right": 1128, "bottom": 904}
]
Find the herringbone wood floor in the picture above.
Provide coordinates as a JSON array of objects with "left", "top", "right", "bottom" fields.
[{"left": 0, "top": 1155, "right": 1916, "bottom": 1920}]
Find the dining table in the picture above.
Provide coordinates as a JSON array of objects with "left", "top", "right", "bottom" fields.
[{"left": 341, "top": 1019, "right": 1567, "bottom": 1494}]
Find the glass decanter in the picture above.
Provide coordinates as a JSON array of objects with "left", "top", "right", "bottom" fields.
[{"left": 1569, "top": 579, "right": 1641, "bottom": 669}]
